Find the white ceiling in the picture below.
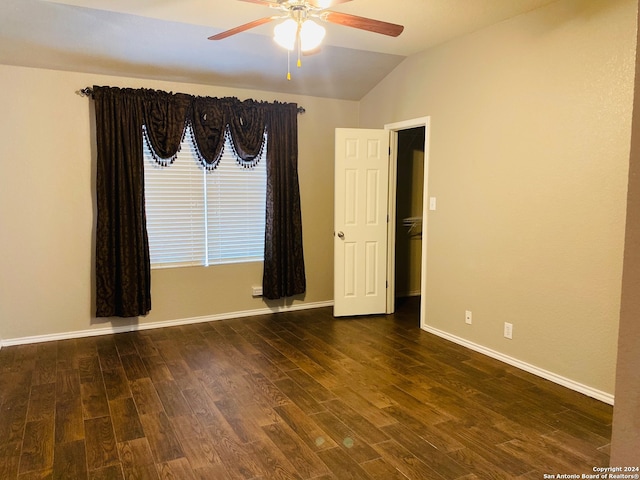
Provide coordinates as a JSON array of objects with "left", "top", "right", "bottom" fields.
[{"left": 0, "top": 0, "right": 558, "bottom": 100}]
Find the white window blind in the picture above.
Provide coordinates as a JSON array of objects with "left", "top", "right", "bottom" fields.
[{"left": 143, "top": 124, "right": 267, "bottom": 268}]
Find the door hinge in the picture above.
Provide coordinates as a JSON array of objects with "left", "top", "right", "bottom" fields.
[
  {"left": 387, "top": 214, "right": 389, "bottom": 223},
  {"left": 386, "top": 280, "right": 388, "bottom": 288}
]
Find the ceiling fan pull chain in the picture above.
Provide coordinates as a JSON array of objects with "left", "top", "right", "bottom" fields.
[
  {"left": 287, "top": 49, "right": 291, "bottom": 80},
  {"left": 297, "top": 30, "right": 302, "bottom": 68}
]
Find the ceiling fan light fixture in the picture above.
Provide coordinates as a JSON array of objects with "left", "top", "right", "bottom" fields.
[
  {"left": 211, "top": 0, "right": 405, "bottom": 81},
  {"left": 274, "top": 17, "right": 326, "bottom": 53},
  {"left": 300, "top": 19, "right": 325, "bottom": 51},
  {"left": 274, "top": 18, "right": 298, "bottom": 51}
]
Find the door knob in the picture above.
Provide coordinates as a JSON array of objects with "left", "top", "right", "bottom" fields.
[{"left": 337, "top": 231, "right": 345, "bottom": 239}]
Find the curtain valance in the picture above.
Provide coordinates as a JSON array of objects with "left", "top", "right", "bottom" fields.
[
  {"left": 109, "top": 87, "right": 270, "bottom": 170},
  {"left": 93, "top": 85, "right": 306, "bottom": 317}
]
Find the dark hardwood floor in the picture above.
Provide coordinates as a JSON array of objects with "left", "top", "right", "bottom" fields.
[{"left": 0, "top": 298, "right": 612, "bottom": 479}]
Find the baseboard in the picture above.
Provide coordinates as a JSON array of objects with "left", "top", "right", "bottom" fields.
[
  {"left": 1, "top": 300, "right": 334, "bottom": 348},
  {"left": 421, "top": 324, "right": 615, "bottom": 405}
]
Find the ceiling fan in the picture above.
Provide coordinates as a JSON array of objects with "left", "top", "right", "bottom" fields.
[{"left": 208, "top": 0, "right": 404, "bottom": 79}]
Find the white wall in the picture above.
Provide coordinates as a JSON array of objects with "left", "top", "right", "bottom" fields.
[
  {"left": 360, "top": 0, "right": 637, "bottom": 396},
  {"left": 0, "top": 66, "right": 358, "bottom": 342}
]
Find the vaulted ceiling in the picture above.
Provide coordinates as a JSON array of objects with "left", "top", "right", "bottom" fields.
[{"left": 1, "top": 0, "right": 558, "bottom": 100}]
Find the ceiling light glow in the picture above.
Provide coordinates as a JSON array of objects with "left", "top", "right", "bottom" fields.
[
  {"left": 300, "top": 20, "right": 325, "bottom": 51},
  {"left": 274, "top": 18, "right": 326, "bottom": 52},
  {"left": 274, "top": 18, "right": 298, "bottom": 51}
]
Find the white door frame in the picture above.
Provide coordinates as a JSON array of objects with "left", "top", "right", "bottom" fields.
[{"left": 384, "top": 117, "right": 431, "bottom": 324}]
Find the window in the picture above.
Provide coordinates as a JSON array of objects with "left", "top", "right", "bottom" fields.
[{"left": 143, "top": 124, "right": 267, "bottom": 268}]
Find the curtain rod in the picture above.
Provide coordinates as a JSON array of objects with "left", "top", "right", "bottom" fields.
[{"left": 78, "top": 87, "right": 306, "bottom": 114}]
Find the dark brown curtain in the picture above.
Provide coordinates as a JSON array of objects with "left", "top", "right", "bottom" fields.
[
  {"left": 190, "top": 96, "right": 228, "bottom": 169},
  {"left": 94, "top": 87, "right": 151, "bottom": 317},
  {"left": 263, "top": 102, "right": 306, "bottom": 299},
  {"left": 142, "top": 90, "right": 192, "bottom": 164},
  {"left": 93, "top": 86, "right": 306, "bottom": 317},
  {"left": 228, "top": 99, "right": 267, "bottom": 167}
]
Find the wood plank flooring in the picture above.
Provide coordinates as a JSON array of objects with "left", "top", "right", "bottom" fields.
[{"left": 0, "top": 298, "right": 612, "bottom": 479}]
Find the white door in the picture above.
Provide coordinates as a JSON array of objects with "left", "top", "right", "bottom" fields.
[{"left": 334, "top": 128, "right": 390, "bottom": 317}]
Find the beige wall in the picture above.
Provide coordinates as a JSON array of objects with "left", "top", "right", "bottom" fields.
[
  {"left": 360, "top": 0, "right": 636, "bottom": 395},
  {"left": 0, "top": 65, "right": 357, "bottom": 341}
]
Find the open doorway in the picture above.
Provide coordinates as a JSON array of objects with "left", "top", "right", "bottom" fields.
[
  {"left": 394, "top": 127, "right": 425, "bottom": 313},
  {"left": 384, "top": 117, "right": 430, "bottom": 325}
]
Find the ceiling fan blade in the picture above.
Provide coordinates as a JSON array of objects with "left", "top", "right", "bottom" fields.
[
  {"left": 307, "top": 0, "right": 353, "bottom": 7},
  {"left": 208, "top": 17, "right": 275, "bottom": 40},
  {"left": 239, "top": 0, "right": 351, "bottom": 8},
  {"left": 237, "top": 0, "right": 281, "bottom": 5},
  {"left": 323, "top": 11, "right": 404, "bottom": 37}
]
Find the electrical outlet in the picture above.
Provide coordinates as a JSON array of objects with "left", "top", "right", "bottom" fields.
[
  {"left": 504, "top": 322, "right": 513, "bottom": 339},
  {"left": 252, "top": 286, "right": 263, "bottom": 297},
  {"left": 465, "top": 310, "right": 472, "bottom": 325}
]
